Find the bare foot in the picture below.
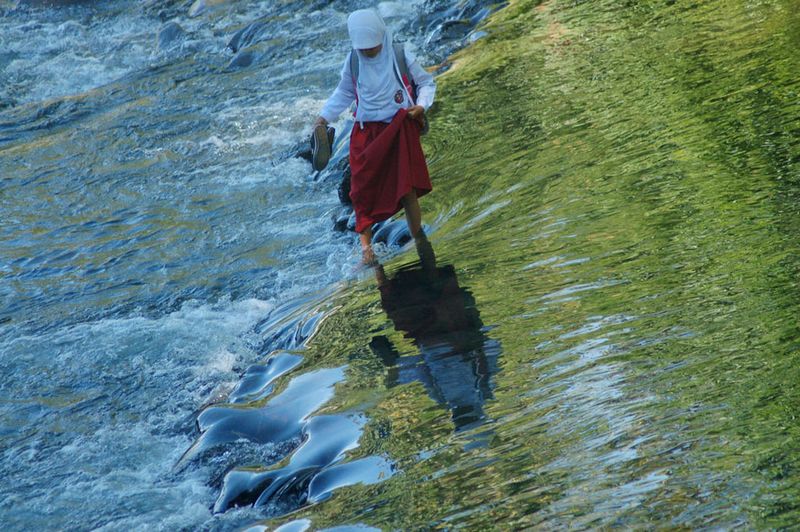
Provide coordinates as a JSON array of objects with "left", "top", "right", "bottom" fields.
[{"left": 361, "top": 244, "right": 376, "bottom": 265}]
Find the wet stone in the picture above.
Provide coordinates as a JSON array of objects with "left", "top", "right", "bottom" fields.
[
  {"left": 333, "top": 207, "right": 353, "bottom": 233},
  {"left": 157, "top": 21, "right": 185, "bottom": 50},
  {"left": 229, "top": 351, "right": 304, "bottom": 404},
  {"left": 227, "top": 20, "right": 269, "bottom": 53},
  {"left": 336, "top": 166, "right": 352, "bottom": 205},
  {"left": 372, "top": 220, "right": 412, "bottom": 247},
  {"left": 214, "top": 414, "right": 368, "bottom": 513},
  {"left": 180, "top": 368, "right": 344, "bottom": 469},
  {"left": 421, "top": 0, "right": 508, "bottom": 63},
  {"left": 227, "top": 49, "right": 256, "bottom": 69},
  {"left": 307, "top": 456, "right": 394, "bottom": 504},
  {"left": 436, "top": 19, "right": 474, "bottom": 41},
  {"left": 280, "top": 138, "right": 312, "bottom": 164}
]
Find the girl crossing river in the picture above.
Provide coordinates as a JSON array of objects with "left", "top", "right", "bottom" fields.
[{"left": 313, "top": 8, "right": 436, "bottom": 263}]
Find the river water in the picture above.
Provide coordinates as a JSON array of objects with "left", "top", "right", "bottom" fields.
[{"left": 1, "top": 0, "right": 799, "bottom": 530}]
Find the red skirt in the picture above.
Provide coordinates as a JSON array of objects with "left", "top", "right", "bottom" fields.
[{"left": 349, "top": 108, "right": 432, "bottom": 233}]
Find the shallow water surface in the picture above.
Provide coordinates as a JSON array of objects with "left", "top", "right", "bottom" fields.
[{"left": 2, "top": 0, "right": 799, "bottom": 529}]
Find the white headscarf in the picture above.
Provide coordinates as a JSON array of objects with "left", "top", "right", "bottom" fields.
[{"left": 347, "top": 9, "right": 410, "bottom": 123}]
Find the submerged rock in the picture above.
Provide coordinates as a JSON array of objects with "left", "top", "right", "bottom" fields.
[
  {"left": 228, "top": 352, "right": 304, "bottom": 404},
  {"left": 227, "top": 48, "right": 256, "bottom": 69},
  {"left": 157, "top": 21, "right": 185, "bottom": 50},
  {"left": 333, "top": 207, "right": 352, "bottom": 233},
  {"left": 337, "top": 172, "right": 352, "bottom": 206},
  {"left": 188, "top": 0, "right": 228, "bottom": 17},
  {"left": 179, "top": 367, "right": 345, "bottom": 468},
  {"left": 227, "top": 20, "right": 269, "bottom": 53},
  {"left": 372, "top": 219, "right": 412, "bottom": 247},
  {"left": 436, "top": 18, "right": 474, "bottom": 41},
  {"left": 421, "top": 0, "right": 508, "bottom": 63},
  {"left": 281, "top": 137, "right": 313, "bottom": 164},
  {"left": 214, "top": 415, "right": 374, "bottom": 513}
]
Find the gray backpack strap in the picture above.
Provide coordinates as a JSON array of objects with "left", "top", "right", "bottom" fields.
[
  {"left": 349, "top": 50, "right": 359, "bottom": 83},
  {"left": 393, "top": 42, "right": 409, "bottom": 80},
  {"left": 350, "top": 43, "right": 410, "bottom": 84}
]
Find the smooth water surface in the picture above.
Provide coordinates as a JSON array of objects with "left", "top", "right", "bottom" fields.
[{"left": 2, "top": 0, "right": 799, "bottom": 530}]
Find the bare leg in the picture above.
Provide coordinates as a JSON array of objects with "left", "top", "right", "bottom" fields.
[
  {"left": 373, "top": 264, "right": 388, "bottom": 286},
  {"left": 414, "top": 230, "right": 437, "bottom": 278},
  {"left": 359, "top": 227, "right": 375, "bottom": 264},
  {"left": 401, "top": 190, "right": 422, "bottom": 238}
]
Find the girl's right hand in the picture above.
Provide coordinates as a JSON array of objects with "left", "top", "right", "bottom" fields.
[{"left": 407, "top": 105, "right": 425, "bottom": 127}]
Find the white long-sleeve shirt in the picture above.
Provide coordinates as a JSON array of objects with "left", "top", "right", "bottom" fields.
[{"left": 320, "top": 48, "right": 436, "bottom": 124}]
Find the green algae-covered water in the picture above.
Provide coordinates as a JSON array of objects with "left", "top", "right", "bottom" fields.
[
  {"left": 3, "top": 0, "right": 799, "bottom": 529},
  {"left": 250, "top": 0, "right": 800, "bottom": 528}
]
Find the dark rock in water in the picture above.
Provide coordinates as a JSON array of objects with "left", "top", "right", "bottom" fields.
[
  {"left": 346, "top": 211, "right": 357, "bottom": 232},
  {"left": 324, "top": 154, "right": 349, "bottom": 178},
  {"left": 370, "top": 220, "right": 387, "bottom": 241},
  {"left": 227, "top": 49, "right": 256, "bottom": 69},
  {"left": 372, "top": 220, "right": 412, "bottom": 247},
  {"left": 214, "top": 468, "right": 276, "bottom": 511},
  {"left": 332, "top": 217, "right": 348, "bottom": 233},
  {"left": 470, "top": 6, "right": 493, "bottom": 25},
  {"left": 227, "top": 20, "right": 269, "bottom": 53},
  {"left": 141, "top": 0, "right": 185, "bottom": 21},
  {"left": 157, "top": 21, "right": 185, "bottom": 50},
  {"left": 282, "top": 138, "right": 312, "bottom": 163},
  {"left": 214, "top": 415, "right": 366, "bottom": 513},
  {"left": 437, "top": 19, "right": 474, "bottom": 41},
  {"left": 421, "top": 0, "right": 508, "bottom": 64},
  {"left": 179, "top": 367, "right": 344, "bottom": 467},
  {"left": 229, "top": 351, "right": 304, "bottom": 404},
  {"left": 337, "top": 172, "right": 352, "bottom": 205},
  {"left": 278, "top": 136, "right": 318, "bottom": 165},
  {"left": 296, "top": 145, "right": 313, "bottom": 162},
  {"left": 333, "top": 207, "right": 352, "bottom": 233}
]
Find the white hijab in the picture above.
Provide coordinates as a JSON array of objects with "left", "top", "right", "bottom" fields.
[{"left": 347, "top": 9, "right": 410, "bottom": 122}]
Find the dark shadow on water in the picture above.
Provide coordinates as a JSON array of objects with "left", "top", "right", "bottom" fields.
[
  {"left": 189, "top": 238, "right": 501, "bottom": 520},
  {"left": 371, "top": 236, "right": 502, "bottom": 433}
]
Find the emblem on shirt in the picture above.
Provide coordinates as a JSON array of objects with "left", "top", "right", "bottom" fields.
[{"left": 394, "top": 89, "right": 404, "bottom": 104}]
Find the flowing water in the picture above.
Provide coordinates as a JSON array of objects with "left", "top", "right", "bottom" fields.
[{"left": 1, "top": 0, "right": 799, "bottom": 530}]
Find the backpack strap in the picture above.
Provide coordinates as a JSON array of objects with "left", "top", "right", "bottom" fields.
[
  {"left": 393, "top": 42, "right": 409, "bottom": 80},
  {"left": 349, "top": 43, "right": 412, "bottom": 90},
  {"left": 349, "top": 43, "right": 419, "bottom": 115},
  {"left": 349, "top": 49, "right": 359, "bottom": 84}
]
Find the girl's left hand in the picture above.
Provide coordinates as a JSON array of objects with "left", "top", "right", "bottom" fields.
[{"left": 407, "top": 105, "right": 425, "bottom": 127}]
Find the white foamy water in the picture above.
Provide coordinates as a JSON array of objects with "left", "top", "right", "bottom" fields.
[{"left": 0, "top": 297, "right": 273, "bottom": 530}]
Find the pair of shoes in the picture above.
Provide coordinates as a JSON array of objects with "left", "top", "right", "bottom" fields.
[{"left": 311, "top": 125, "right": 335, "bottom": 171}]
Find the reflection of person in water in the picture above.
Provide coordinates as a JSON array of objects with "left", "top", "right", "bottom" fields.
[{"left": 370, "top": 236, "right": 501, "bottom": 431}]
